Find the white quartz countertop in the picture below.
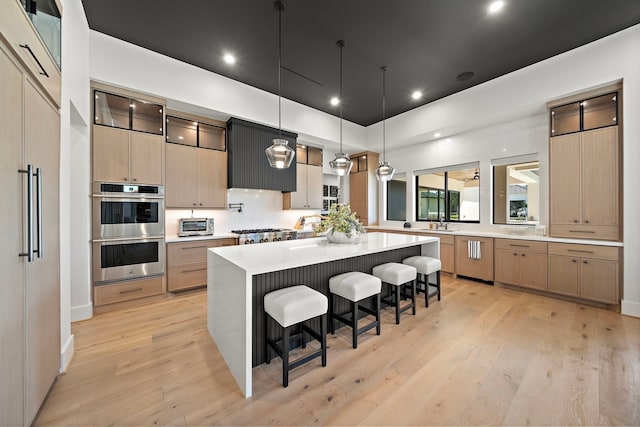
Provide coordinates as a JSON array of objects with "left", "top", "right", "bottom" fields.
[
  {"left": 210, "top": 232, "right": 439, "bottom": 275},
  {"left": 165, "top": 233, "right": 237, "bottom": 243},
  {"left": 366, "top": 225, "right": 623, "bottom": 247}
]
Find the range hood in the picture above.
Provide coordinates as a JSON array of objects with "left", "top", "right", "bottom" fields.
[{"left": 227, "top": 118, "right": 297, "bottom": 192}]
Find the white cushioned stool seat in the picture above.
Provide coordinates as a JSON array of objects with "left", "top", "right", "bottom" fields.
[
  {"left": 372, "top": 263, "right": 417, "bottom": 286},
  {"left": 403, "top": 256, "right": 441, "bottom": 275},
  {"left": 264, "top": 285, "right": 328, "bottom": 328},
  {"left": 330, "top": 272, "right": 382, "bottom": 302}
]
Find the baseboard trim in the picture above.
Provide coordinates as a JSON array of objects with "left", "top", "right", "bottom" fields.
[
  {"left": 621, "top": 299, "right": 640, "bottom": 318},
  {"left": 60, "top": 334, "right": 74, "bottom": 373},
  {"left": 71, "top": 302, "right": 93, "bottom": 322}
]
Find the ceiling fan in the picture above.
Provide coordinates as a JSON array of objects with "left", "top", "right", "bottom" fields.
[{"left": 464, "top": 170, "right": 480, "bottom": 181}]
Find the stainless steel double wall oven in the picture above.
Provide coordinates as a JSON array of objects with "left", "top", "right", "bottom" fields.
[{"left": 92, "top": 182, "right": 165, "bottom": 284}]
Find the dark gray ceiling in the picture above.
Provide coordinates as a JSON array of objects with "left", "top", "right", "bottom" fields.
[{"left": 81, "top": 0, "right": 640, "bottom": 127}]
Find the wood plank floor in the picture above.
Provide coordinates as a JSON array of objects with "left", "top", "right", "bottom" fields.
[{"left": 36, "top": 276, "right": 640, "bottom": 426}]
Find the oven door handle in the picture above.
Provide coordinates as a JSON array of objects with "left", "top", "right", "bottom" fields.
[{"left": 92, "top": 236, "right": 165, "bottom": 243}]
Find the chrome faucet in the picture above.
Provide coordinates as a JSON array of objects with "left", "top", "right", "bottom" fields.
[{"left": 437, "top": 215, "right": 448, "bottom": 230}]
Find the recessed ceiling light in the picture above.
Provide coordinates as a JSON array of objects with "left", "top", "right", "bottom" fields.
[
  {"left": 434, "top": 133, "right": 441, "bottom": 137},
  {"left": 330, "top": 97, "right": 340, "bottom": 106},
  {"left": 488, "top": 0, "right": 505, "bottom": 14},
  {"left": 412, "top": 91, "right": 422, "bottom": 100},
  {"left": 223, "top": 53, "right": 236, "bottom": 64}
]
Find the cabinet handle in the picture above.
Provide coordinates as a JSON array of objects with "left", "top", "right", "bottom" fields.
[
  {"left": 181, "top": 246, "right": 207, "bottom": 249},
  {"left": 513, "top": 252, "right": 517, "bottom": 256},
  {"left": 521, "top": 254, "right": 526, "bottom": 257},
  {"left": 133, "top": 178, "right": 138, "bottom": 182},
  {"left": 193, "top": 203, "right": 197, "bottom": 206},
  {"left": 124, "top": 178, "right": 128, "bottom": 181},
  {"left": 199, "top": 203, "right": 203, "bottom": 206},
  {"left": 569, "top": 230, "right": 595, "bottom": 234},
  {"left": 572, "top": 259, "right": 577, "bottom": 263},
  {"left": 574, "top": 220, "right": 579, "bottom": 223},
  {"left": 18, "top": 165, "right": 34, "bottom": 262},
  {"left": 119, "top": 287, "right": 143, "bottom": 294},
  {"left": 509, "top": 244, "right": 530, "bottom": 248},
  {"left": 182, "top": 267, "right": 207, "bottom": 274},
  {"left": 583, "top": 260, "right": 588, "bottom": 265},
  {"left": 35, "top": 167, "right": 42, "bottom": 259},
  {"left": 19, "top": 44, "right": 49, "bottom": 77},
  {"left": 568, "top": 249, "right": 594, "bottom": 254},
  {"left": 585, "top": 220, "right": 590, "bottom": 224}
]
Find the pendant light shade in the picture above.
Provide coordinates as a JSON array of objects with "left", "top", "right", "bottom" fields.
[
  {"left": 265, "top": 0, "right": 295, "bottom": 169},
  {"left": 375, "top": 66, "right": 395, "bottom": 181},
  {"left": 329, "top": 40, "right": 353, "bottom": 176}
]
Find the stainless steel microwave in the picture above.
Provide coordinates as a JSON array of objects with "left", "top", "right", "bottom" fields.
[{"left": 178, "top": 218, "right": 214, "bottom": 237}]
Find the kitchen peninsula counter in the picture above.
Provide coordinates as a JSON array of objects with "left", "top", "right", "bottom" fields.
[{"left": 207, "top": 232, "right": 439, "bottom": 397}]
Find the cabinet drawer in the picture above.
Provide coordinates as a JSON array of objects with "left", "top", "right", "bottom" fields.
[
  {"left": 420, "top": 232, "right": 455, "bottom": 245},
  {"left": 549, "top": 224, "right": 619, "bottom": 241},
  {"left": 548, "top": 243, "right": 619, "bottom": 261},
  {"left": 167, "top": 238, "right": 236, "bottom": 266},
  {"left": 94, "top": 276, "right": 164, "bottom": 306},
  {"left": 167, "top": 263, "right": 207, "bottom": 292},
  {"left": 494, "top": 238, "right": 547, "bottom": 253},
  {"left": 0, "top": 0, "right": 61, "bottom": 106}
]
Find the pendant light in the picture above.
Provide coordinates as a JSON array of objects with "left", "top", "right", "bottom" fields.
[
  {"left": 265, "top": 0, "right": 295, "bottom": 169},
  {"left": 329, "top": 40, "right": 353, "bottom": 176},
  {"left": 375, "top": 66, "right": 395, "bottom": 181}
]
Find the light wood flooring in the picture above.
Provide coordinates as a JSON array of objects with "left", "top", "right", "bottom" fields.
[{"left": 36, "top": 276, "right": 640, "bottom": 426}]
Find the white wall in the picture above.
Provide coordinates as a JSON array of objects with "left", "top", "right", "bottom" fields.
[
  {"left": 60, "top": 0, "right": 90, "bottom": 370},
  {"left": 380, "top": 24, "right": 640, "bottom": 317}
]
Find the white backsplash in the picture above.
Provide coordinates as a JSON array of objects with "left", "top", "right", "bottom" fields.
[{"left": 165, "top": 188, "right": 320, "bottom": 236}]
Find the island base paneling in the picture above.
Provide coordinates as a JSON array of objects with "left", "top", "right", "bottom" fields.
[{"left": 251, "top": 246, "right": 420, "bottom": 366}]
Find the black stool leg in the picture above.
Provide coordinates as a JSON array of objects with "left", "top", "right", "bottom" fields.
[
  {"left": 412, "top": 279, "right": 417, "bottom": 315},
  {"left": 375, "top": 293, "right": 381, "bottom": 335},
  {"left": 437, "top": 270, "right": 441, "bottom": 301},
  {"left": 264, "top": 311, "right": 270, "bottom": 364},
  {"left": 282, "top": 325, "right": 290, "bottom": 387},
  {"left": 352, "top": 300, "right": 358, "bottom": 349},
  {"left": 395, "top": 284, "right": 401, "bottom": 325},
  {"left": 425, "top": 273, "right": 430, "bottom": 307},
  {"left": 321, "top": 314, "right": 327, "bottom": 367},
  {"left": 329, "top": 292, "right": 335, "bottom": 334}
]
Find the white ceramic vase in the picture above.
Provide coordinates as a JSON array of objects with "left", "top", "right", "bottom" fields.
[{"left": 326, "top": 229, "right": 358, "bottom": 244}]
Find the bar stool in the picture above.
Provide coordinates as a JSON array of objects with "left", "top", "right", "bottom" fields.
[
  {"left": 403, "top": 256, "right": 442, "bottom": 307},
  {"left": 264, "top": 285, "right": 328, "bottom": 387},
  {"left": 372, "top": 263, "right": 417, "bottom": 324},
  {"left": 329, "top": 272, "right": 382, "bottom": 349}
]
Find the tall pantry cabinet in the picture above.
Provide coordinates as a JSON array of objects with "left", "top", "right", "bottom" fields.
[{"left": 1, "top": 0, "right": 61, "bottom": 425}]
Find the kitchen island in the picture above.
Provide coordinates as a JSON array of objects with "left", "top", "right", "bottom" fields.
[{"left": 207, "top": 232, "right": 439, "bottom": 397}]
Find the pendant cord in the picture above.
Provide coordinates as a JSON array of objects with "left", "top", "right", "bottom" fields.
[
  {"left": 381, "top": 66, "right": 386, "bottom": 163},
  {"left": 277, "top": 3, "right": 282, "bottom": 137},
  {"left": 338, "top": 40, "right": 344, "bottom": 152}
]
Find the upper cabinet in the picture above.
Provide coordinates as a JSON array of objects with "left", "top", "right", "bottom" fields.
[
  {"left": 349, "top": 151, "right": 379, "bottom": 225},
  {"left": 283, "top": 145, "right": 323, "bottom": 210},
  {"left": 550, "top": 92, "right": 618, "bottom": 137},
  {"left": 91, "top": 88, "right": 165, "bottom": 185},
  {"left": 226, "top": 118, "right": 297, "bottom": 192},
  {"left": 165, "top": 111, "right": 227, "bottom": 208},
  {"left": 548, "top": 87, "right": 621, "bottom": 241}
]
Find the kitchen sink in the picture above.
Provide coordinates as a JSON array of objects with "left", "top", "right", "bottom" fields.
[{"left": 421, "top": 228, "right": 457, "bottom": 232}]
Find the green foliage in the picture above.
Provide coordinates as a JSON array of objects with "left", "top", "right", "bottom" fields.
[{"left": 314, "top": 204, "right": 366, "bottom": 238}]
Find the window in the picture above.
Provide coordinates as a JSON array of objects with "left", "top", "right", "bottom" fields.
[
  {"left": 493, "top": 158, "right": 539, "bottom": 225},
  {"left": 416, "top": 165, "right": 480, "bottom": 223},
  {"left": 386, "top": 175, "right": 406, "bottom": 221}
]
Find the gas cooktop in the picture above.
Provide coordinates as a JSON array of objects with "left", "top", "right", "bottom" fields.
[{"left": 231, "top": 228, "right": 298, "bottom": 244}]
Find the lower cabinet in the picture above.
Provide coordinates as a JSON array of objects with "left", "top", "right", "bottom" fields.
[
  {"left": 548, "top": 243, "right": 620, "bottom": 304},
  {"left": 494, "top": 239, "right": 548, "bottom": 291},
  {"left": 167, "top": 238, "right": 237, "bottom": 292},
  {"left": 454, "top": 235, "right": 494, "bottom": 281},
  {"left": 419, "top": 232, "right": 455, "bottom": 273},
  {"left": 94, "top": 276, "right": 165, "bottom": 307}
]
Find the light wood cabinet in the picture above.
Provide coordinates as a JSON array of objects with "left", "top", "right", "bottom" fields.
[
  {"left": 283, "top": 163, "right": 322, "bottom": 209},
  {"left": 94, "top": 276, "right": 165, "bottom": 306},
  {"left": 165, "top": 143, "right": 227, "bottom": 208},
  {"left": 549, "top": 127, "right": 619, "bottom": 241},
  {"left": 349, "top": 151, "right": 379, "bottom": 225},
  {"left": 1, "top": 4, "right": 61, "bottom": 424},
  {"left": 92, "top": 125, "right": 164, "bottom": 184},
  {"left": 494, "top": 239, "right": 548, "bottom": 291},
  {"left": 548, "top": 242, "right": 619, "bottom": 304},
  {"left": 455, "top": 235, "right": 494, "bottom": 281},
  {"left": 167, "top": 238, "right": 237, "bottom": 292},
  {"left": 418, "top": 232, "right": 455, "bottom": 273}
]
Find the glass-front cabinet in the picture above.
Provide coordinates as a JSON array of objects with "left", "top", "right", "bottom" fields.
[
  {"left": 165, "top": 115, "right": 225, "bottom": 151},
  {"left": 22, "top": 0, "right": 61, "bottom": 70},
  {"left": 550, "top": 92, "right": 617, "bottom": 136},
  {"left": 94, "top": 90, "right": 164, "bottom": 135}
]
